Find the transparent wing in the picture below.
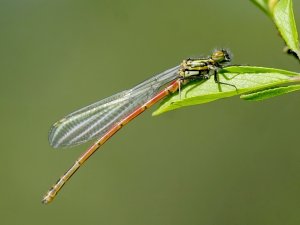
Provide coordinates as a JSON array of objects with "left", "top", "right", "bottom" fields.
[{"left": 49, "top": 65, "right": 180, "bottom": 148}]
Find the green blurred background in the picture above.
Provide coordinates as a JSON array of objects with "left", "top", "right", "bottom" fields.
[{"left": 1, "top": 1, "right": 300, "bottom": 224}]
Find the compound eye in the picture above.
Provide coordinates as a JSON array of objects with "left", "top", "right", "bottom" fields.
[{"left": 211, "top": 50, "right": 225, "bottom": 62}]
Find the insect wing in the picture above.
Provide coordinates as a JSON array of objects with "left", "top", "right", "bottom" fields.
[{"left": 49, "top": 66, "right": 179, "bottom": 148}]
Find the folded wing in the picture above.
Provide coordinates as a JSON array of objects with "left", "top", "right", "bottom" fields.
[{"left": 49, "top": 66, "right": 180, "bottom": 148}]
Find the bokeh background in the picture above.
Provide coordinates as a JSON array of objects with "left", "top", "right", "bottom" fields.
[{"left": 1, "top": 1, "right": 300, "bottom": 225}]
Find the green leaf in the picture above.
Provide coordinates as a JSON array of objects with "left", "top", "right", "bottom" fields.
[
  {"left": 250, "top": 0, "right": 278, "bottom": 17},
  {"left": 152, "top": 66, "right": 300, "bottom": 116},
  {"left": 240, "top": 84, "right": 300, "bottom": 101},
  {"left": 273, "top": 0, "right": 300, "bottom": 58}
]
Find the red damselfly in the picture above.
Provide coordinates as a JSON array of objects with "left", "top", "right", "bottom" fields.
[{"left": 42, "top": 49, "right": 232, "bottom": 204}]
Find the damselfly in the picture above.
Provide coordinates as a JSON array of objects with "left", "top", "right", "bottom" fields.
[{"left": 42, "top": 49, "right": 232, "bottom": 204}]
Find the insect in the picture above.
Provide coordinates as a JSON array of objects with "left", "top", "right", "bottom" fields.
[{"left": 42, "top": 49, "right": 232, "bottom": 204}]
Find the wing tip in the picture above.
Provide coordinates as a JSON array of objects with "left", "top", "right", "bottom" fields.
[{"left": 48, "top": 124, "right": 62, "bottom": 149}]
